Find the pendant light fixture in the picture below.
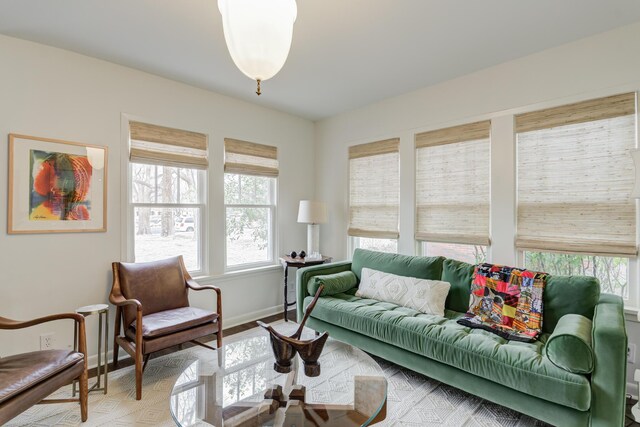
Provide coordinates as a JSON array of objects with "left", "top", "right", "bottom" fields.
[{"left": 218, "top": 0, "right": 297, "bottom": 96}]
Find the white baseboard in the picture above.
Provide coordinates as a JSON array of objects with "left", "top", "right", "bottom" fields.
[{"left": 84, "top": 305, "right": 283, "bottom": 369}]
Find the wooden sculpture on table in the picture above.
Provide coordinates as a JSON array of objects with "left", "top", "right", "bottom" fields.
[{"left": 258, "top": 285, "right": 328, "bottom": 377}]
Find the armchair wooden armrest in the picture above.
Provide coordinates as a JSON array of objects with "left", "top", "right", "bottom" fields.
[
  {"left": 180, "top": 257, "right": 223, "bottom": 347},
  {"left": 185, "top": 278, "right": 222, "bottom": 330},
  {"left": 109, "top": 293, "right": 143, "bottom": 340},
  {"left": 0, "top": 312, "right": 88, "bottom": 365},
  {"left": 180, "top": 256, "right": 222, "bottom": 314},
  {"left": 186, "top": 278, "right": 221, "bottom": 295},
  {"left": 0, "top": 312, "right": 85, "bottom": 330},
  {"left": 109, "top": 293, "right": 142, "bottom": 310},
  {"left": 0, "top": 313, "right": 87, "bottom": 354}
]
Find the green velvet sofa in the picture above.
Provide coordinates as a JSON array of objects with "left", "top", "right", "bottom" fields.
[{"left": 296, "top": 249, "right": 627, "bottom": 427}]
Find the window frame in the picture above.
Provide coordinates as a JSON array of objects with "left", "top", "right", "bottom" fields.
[
  {"left": 223, "top": 173, "right": 278, "bottom": 272},
  {"left": 128, "top": 162, "right": 208, "bottom": 276},
  {"left": 517, "top": 250, "right": 638, "bottom": 309},
  {"left": 513, "top": 93, "right": 639, "bottom": 309}
]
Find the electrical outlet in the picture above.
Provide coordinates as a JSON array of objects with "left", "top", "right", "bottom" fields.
[
  {"left": 628, "top": 344, "right": 636, "bottom": 364},
  {"left": 40, "top": 333, "right": 54, "bottom": 350}
]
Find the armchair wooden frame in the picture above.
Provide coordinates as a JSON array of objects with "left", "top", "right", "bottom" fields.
[
  {"left": 0, "top": 313, "right": 88, "bottom": 422},
  {"left": 110, "top": 256, "right": 222, "bottom": 400}
]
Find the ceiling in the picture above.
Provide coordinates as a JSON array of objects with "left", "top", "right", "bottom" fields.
[{"left": 1, "top": 1, "right": 640, "bottom": 120}]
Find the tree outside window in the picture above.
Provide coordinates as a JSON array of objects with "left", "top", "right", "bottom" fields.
[
  {"left": 224, "top": 173, "right": 276, "bottom": 268},
  {"left": 422, "top": 242, "right": 487, "bottom": 265},
  {"left": 131, "top": 163, "right": 204, "bottom": 273},
  {"left": 525, "top": 252, "right": 628, "bottom": 299}
]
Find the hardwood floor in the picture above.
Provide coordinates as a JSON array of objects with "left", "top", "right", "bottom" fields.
[{"left": 96, "top": 309, "right": 640, "bottom": 425}]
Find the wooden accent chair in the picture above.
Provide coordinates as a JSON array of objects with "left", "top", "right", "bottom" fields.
[
  {"left": 0, "top": 312, "right": 88, "bottom": 424},
  {"left": 110, "top": 255, "right": 222, "bottom": 400}
]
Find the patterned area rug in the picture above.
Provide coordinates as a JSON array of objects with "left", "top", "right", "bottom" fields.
[{"left": 8, "top": 321, "right": 550, "bottom": 427}]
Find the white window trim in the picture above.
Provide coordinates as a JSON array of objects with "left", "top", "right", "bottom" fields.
[
  {"left": 223, "top": 174, "right": 278, "bottom": 272},
  {"left": 121, "top": 114, "right": 209, "bottom": 276}
]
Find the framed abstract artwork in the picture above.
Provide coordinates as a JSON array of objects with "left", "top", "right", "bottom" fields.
[{"left": 8, "top": 134, "right": 108, "bottom": 234}]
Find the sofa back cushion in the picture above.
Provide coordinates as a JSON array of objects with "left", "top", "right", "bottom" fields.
[
  {"left": 351, "top": 249, "right": 444, "bottom": 282},
  {"left": 441, "top": 258, "right": 475, "bottom": 313},
  {"left": 542, "top": 275, "right": 600, "bottom": 333}
]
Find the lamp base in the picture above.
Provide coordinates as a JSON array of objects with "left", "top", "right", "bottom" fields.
[{"left": 307, "top": 224, "right": 320, "bottom": 258}]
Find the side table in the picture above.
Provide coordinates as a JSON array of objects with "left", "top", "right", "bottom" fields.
[
  {"left": 279, "top": 255, "right": 332, "bottom": 322},
  {"left": 72, "top": 304, "right": 109, "bottom": 396}
]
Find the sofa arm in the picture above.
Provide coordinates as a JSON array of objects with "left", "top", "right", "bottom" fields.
[
  {"left": 591, "top": 294, "right": 627, "bottom": 427},
  {"left": 296, "top": 261, "right": 352, "bottom": 322}
]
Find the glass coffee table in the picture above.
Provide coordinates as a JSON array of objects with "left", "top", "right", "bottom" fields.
[{"left": 170, "top": 332, "right": 387, "bottom": 427}]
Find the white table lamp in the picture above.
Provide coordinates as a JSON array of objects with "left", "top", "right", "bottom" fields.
[{"left": 297, "top": 200, "right": 327, "bottom": 259}]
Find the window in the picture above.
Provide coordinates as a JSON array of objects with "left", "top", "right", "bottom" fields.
[
  {"left": 422, "top": 242, "right": 487, "bottom": 264},
  {"left": 224, "top": 138, "right": 278, "bottom": 269},
  {"left": 355, "top": 237, "right": 398, "bottom": 253},
  {"left": 348, "top": 138, "right": 400, "bottom": 252},
  {"left": 524, "top": 252, "right": 629, "bottom": 299},
  {"left": 128, "top": 121, "right": 208, "bottom": 274},
  {"left": 415, "top": 121, "right": 491, "bottom": 258},
  {"left": 516, "top": 93, "right": 637, "bottom": 300}
]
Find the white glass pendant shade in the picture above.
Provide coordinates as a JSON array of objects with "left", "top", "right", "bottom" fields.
[{"left": 218, "top": 0, "right": 297, "bottom": 85}]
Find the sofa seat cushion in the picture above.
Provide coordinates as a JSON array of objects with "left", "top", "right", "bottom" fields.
[
  {"left": 129, "top": 306, "right": 217, "bottom": 338},
  {"left": 305, "top": 293, "right": 591, "bottom": 411},
  {"left": 0, "top": 350, "right": 84, "bottom": 404}
]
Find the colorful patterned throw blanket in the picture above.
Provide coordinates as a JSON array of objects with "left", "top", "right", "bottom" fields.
[{"left": 457, "top": 263, "right": 547, "bottom": 342}]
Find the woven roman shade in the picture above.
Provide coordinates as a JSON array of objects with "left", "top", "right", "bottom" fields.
[
  {"left": 415, "top": 121, "right": 491, "bottom": 246},
  {"left": 129, "top": 121, "right": 208, "bottom": 169},
  {"left": 224, "top": 138, "right": 279, "bottom": 177},
  {"left": 348, "top": 138, "right": 400, "bottom": 239},
  {"left": 516, "top": 93, "right": 637, "bottom": 256}
]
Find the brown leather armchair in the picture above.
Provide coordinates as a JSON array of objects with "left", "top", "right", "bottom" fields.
[
  {"left": 110, "top": 255, "right": 222, "bottom": 400},
  {"left": 0, "top": 312, "right": 88, "bottom": 424}
]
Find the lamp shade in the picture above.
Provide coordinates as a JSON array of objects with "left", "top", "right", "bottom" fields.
[
  {"left": 218, "top": 0, "right": 297, "bottom": 83},
  {"left": 297, "top": 200, "right": 327, "bottom": 224},
  {"left": 632, "top": 149, "right": 640, "bottom": 198}
]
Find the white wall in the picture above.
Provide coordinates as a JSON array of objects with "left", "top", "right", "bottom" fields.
[
  {"left": 315, "top": 22, "right": 640, "bottom": 393},
  {"left": 0, "top": 35, "right": 315, "bottom": 364}
]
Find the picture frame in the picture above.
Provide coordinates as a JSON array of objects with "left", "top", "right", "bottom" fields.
[{"left": 8, "top": 134, "right": 108, "bottom": 234}]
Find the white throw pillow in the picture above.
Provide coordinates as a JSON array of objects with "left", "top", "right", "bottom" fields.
[{"left": 355, "top": 268, "right": 451, "bottom": 317}]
